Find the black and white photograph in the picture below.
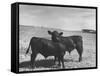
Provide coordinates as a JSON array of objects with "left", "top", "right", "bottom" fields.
[{"left": 11, "top": 2, "right": 97, "bottom": 73}]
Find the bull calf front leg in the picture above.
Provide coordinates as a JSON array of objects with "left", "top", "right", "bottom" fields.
[{"left": 60, "top": 56, "right": 65, "bottom": 69}]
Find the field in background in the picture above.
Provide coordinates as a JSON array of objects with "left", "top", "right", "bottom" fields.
[{"left": 19, "top": 25, "right": 96, "bottom": 72}]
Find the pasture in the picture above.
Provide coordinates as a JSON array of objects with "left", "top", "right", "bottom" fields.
[{"left": 19, "top": 25, "right": 96, "bottom": 72}]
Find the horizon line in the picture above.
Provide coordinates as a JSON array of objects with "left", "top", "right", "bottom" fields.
[{"left": 19, "top": 25, "right": 96, "bottom": 31}]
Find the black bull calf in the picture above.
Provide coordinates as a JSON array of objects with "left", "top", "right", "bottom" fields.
[
  {"left": 48, "top": 31, "right": 83, "bottom": 62},
  {"left": 26, "top": 37, "right": 66, "bottom": 68}
]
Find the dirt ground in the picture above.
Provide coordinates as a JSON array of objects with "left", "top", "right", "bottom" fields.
[{"left": 19, "top": 25, "right": 96, "bottom": 72}]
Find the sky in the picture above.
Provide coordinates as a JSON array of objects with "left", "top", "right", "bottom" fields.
[{"left": 19, "top": 5, "right": 96, "bottom": 31}]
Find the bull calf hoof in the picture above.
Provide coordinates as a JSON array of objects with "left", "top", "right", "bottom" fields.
[
  {"left": 79, "top": 57, "right": 82, "bottom": 62},
  {"left": 79, "top": 59, "right": 82, "bottom": 62},
  {"left": 30, "top": 65, "right": 35, "bottom": 69},
  {"left": 62, "top": 66, "right": 65, "bottom": 69},
  {"left": 57, "top": 64, "right": 61, "bottom": 67},
  {"left": 53, "top": 64, "right": 59, "bottom": 68}
]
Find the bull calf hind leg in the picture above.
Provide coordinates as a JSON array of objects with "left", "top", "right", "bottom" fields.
[
  {"left": 78, "top": 51, "right": 82, "bottom": 62},
  {"left": 76, "top": 45, "right": 83, "bottom": 62},
  {"left": 30, "top": 53, "right": 37, "bottom": 68},
  {"left": 54, "top": 56, "right": 58, "bottom": 64},
  {"left": 58, "top": 56, "right": 61, "bottom": 66}
]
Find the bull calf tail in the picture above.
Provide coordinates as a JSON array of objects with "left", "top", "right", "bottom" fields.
[{"left": 26, "top": 41, "right": 31, "bottom": 54}]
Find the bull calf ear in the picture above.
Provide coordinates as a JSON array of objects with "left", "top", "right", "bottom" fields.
[
  {"left": 48, "top": 30, "right": 52, "bottom": 35},
  {"left": 59, "top": 32, "right": 63, "bottom": 35}
]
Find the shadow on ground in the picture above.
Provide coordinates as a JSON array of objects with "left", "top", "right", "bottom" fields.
[
  {"left": 19, "top": 59, "right": 56, "bottom": 68},
  {"left": 19, "top": 59, "right": 75, "bottom": 69}
]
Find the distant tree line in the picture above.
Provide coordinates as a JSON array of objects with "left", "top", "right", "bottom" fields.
[{"left": 82, "top": 29, "right": 96, "bottom": 34}]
